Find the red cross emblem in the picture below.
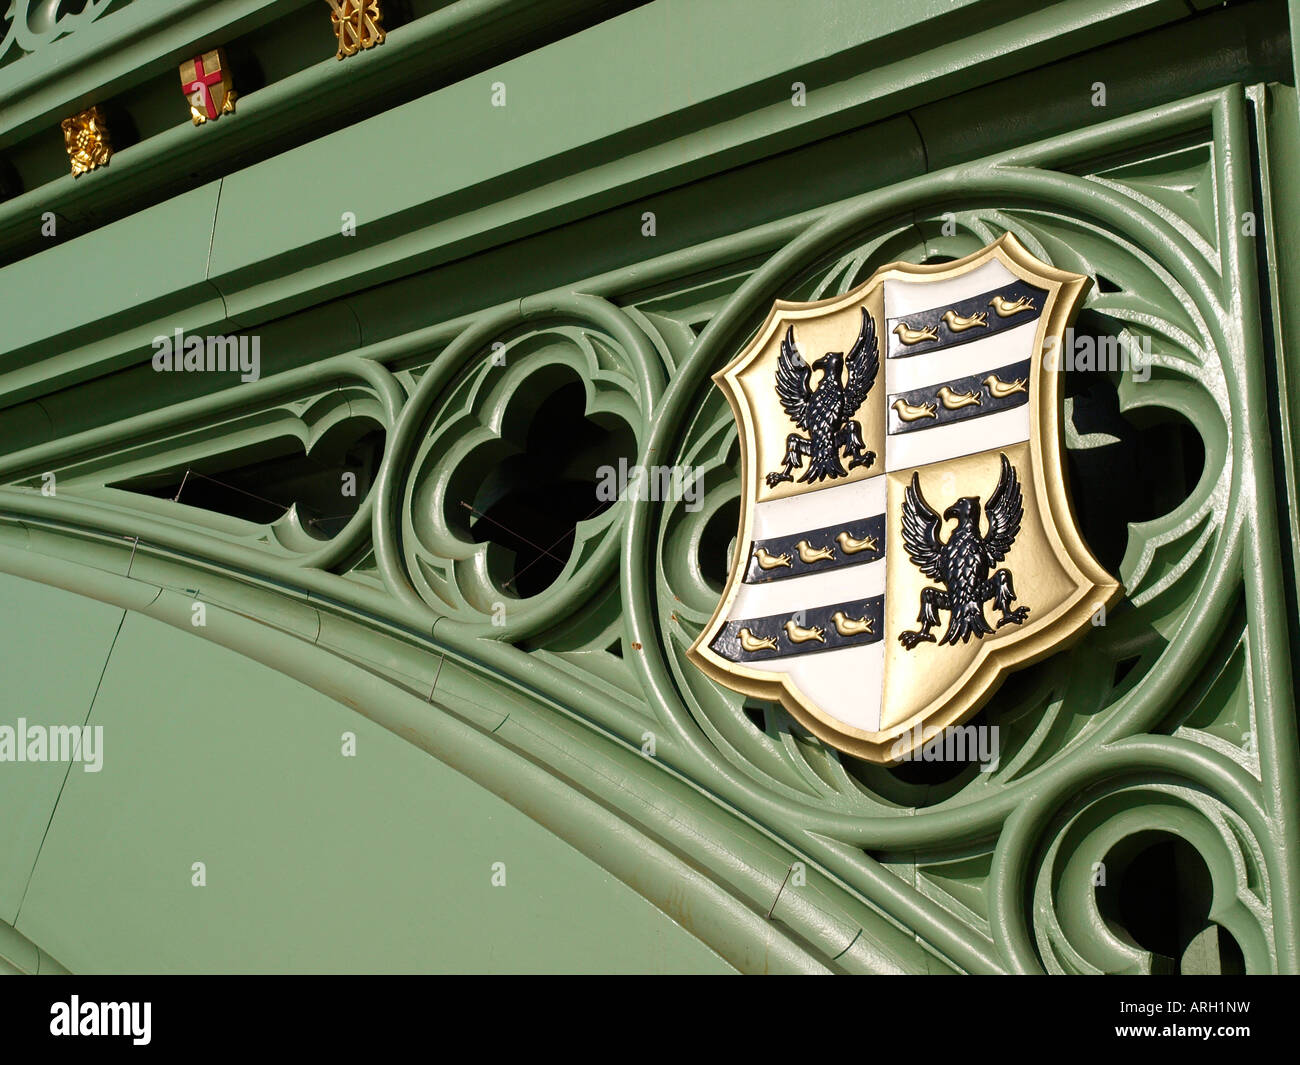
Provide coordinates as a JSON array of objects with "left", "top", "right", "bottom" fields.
[
  {"left": 178, "top": 49, "right": 236, "bottom": 125},
  {"left": 183, "top": 54, "right": 224, "bottom": 119}
]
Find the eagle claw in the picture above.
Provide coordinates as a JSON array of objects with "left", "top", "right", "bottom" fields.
[
  {"left": 847, "top": 450, "right": 876, "bottom": 471},
  {"left": 898, "top": 629, "right": 935, "bottom": 649},
  {"left": 996, "top": 606, "right": 1030, "bottom": 628},
  {"left": 766, "top": 471, "right": 793, "bottom": 488}
]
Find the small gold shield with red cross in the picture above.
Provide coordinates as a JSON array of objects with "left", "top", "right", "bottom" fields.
[
  {"left": 689, "top": 235, "right": 1121, "bottom": 762},
  {"left": 179, "top": 49, "right": 236, "bottom": 125}
]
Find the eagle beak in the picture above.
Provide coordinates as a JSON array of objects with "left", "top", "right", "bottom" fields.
[{"left": 944, "top": 498, "right": 975, "bottom": 521}]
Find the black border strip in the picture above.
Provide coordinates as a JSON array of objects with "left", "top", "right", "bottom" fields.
[
  {"left": 886, "top": 281, "right": 1047, "bottom": 358},
  {"left": 888, "top": 359, "right": 1031, "bottom": 435},
  {"left": 710, "top": 595, "right": 884, "bottom": 663},
  {"left": 744, "top": 513, "right": 885, "bottom": 584}
]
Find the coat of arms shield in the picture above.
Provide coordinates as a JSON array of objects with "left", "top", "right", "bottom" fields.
[{"left": 688, "top": 235, "right": 1121, "bottom": 762}]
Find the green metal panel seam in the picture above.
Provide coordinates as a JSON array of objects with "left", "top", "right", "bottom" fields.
[{"left": 10, "top": 607, "right": 127, "bottom": 926}]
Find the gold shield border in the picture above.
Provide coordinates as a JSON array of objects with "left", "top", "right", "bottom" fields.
[{"left": 687, "top": 233, "right": 1123, "bottom": 763}]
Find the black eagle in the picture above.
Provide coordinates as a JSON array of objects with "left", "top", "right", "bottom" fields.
[
  {"left": 765, "top": 306, "right": 879, "bottom": 488},
  {"left": 898, "top": 453, "right": 1031, "bottom": 649}
]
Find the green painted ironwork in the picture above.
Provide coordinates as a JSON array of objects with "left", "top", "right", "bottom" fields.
[
  {"left": 0, "top": 0, "right": 130, "bottom": 65},
  {"left": 0, "top": 0, "right": 1296, "bottom": 974}
]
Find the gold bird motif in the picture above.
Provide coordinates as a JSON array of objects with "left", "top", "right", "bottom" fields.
[
  {"left": 892, "top": 398, "right": 938, "bottom": 421},
  {"left": 784, "top": 619, "right": 825, "bottom": 644},
  {"left": 989, "top": 294, "right": 1036, "bottom": 317},
  {"left": 831, "top": 611, "right": 874, "bottom": 637},
  {"left": 753, "top": 547, "right": 792, "bottom": 570},
  {"left": 983, "top": 374, "right": 1028, "bottom": 398},
  {"left": 941, "top": 309, "right": 990, "bottom": 331},
  {"left": 937, "top": 385, "right": 982, "bottom": 410},
  {"left": 738, "top": 627, "right": 779, "bottom": 653},
  {"left": 836, "top": 530, "right": 878, "bottom": 554},
  {"left": 795, "top": 539, "right": 835, "bottom": 564},
  {"left": 892, "top": 322, "right": 939, "bottom": 345}
]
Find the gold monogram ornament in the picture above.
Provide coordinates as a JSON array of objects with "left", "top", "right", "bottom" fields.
[{"left": 326, "top": 0, "right": 386, "bottom": 59}]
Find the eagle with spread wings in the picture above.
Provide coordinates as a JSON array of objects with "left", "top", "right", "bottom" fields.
[
  {"left": 765, "top": 306, "right": 879, "bottom": 488},
  {"left": 898, "top": 453, "right": 1031, "bottom": 649}
]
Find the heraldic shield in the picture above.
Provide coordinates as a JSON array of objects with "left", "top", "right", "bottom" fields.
[{"left": 688, "top": 235, "right": 1122, "bottom": 763}]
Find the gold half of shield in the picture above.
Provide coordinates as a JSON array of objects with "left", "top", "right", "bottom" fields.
[{"left": 687, "top": 233, "right": 1122, "bottom": 763}]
